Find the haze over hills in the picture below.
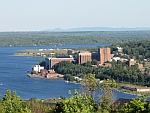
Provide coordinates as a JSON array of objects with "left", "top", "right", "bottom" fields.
[{"left": 44, "top": 27, "right": 150, "bottom": 32}]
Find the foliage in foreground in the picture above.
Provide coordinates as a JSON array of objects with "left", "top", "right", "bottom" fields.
[
  {"left": 117, "top": 97, "right": 150, "bottom": 113},
  {"left": 1, "top": 79, "right": 150, "bottom": 113},
  {"left": 52, "top": 89, "right": 98, "bottom": 113},
  {"left": 1, "top": 90, "right": 31, "bottom": 113}
]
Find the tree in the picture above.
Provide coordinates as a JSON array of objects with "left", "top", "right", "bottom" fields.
[
  {"left": 67, "top": 50, "right": 72, "bottom": 55},
  {"left": 118, "top": 97, "right": 150, "bottom": 113},
  {"left": 27, "top": 98, "right": 51, "bottom": 113},
  {"left": 81, "top": 73, "right": 99, "bottom": 98},
  {"left": 99, "top": 79, "right": 116, "bottom": 112},
  {"left": 52, "top": 89, "right": 98, "bottom": 113},
  {"left": 91, "top": 59, "right": 98, "bottom": 65},
  {"left": 2, "top": 90, "right": 31, "bottom": 113}
]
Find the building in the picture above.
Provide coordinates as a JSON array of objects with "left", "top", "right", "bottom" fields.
[
  {"left": 98, "top": 48, "right": 111, "bottom": 65},
  {"left": 78, "top": 51, "right": 92, "bottom": 64},
  {"left": 32, "top": 65, "right": 44, "bottom": 73},
  {"left": 121, "top": 85, "right": 150, "bottom": 92},
  {"left": 127, "top": 59, "right": 136, "bottom": 67},
  {"left": 91, "top": 52, "right": 98, "bottom": 60},
  {"left": 46, "top": 70, "right": 64, "bottom": 78},
  {"left": 77, "top": 48, "right": 111, "bottom": 65},
  {"left": 138, "top": 63, "right": 144, "bottom": 69},
  {"left": 40, "top": 69, "right": 47, "bottom": 77},
  {"left": 117, "top": 47, "right": 123, "bottom": 52},
  {"left": 111, "top": 57, "right": 121, "bottom": 62},
  {"left": 45, "top": 55, "right": 74, "bottom": 70}
]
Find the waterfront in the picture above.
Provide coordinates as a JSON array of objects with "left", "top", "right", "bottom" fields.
[{"left": 0, "top": 44, "right": 149, "bottom": 100}]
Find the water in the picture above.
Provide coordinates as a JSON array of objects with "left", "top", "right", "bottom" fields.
[{"left": 0, "top": 44, "right": 148, "bottom": 100}]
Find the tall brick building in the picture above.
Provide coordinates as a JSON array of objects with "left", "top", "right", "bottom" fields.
[
  {"left": 78, "top": 51, "right": 92, "bottom": 64},
  {"left": 98, "top": 48, "right": 111, "bottom": 65},
  {"left": 78, "top": 48, "right": 111, "bottom": 65}
]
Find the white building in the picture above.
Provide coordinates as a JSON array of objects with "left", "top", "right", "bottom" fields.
[
  {"left": 32, "top": 65, "right": 44, "bottom": 72},
  {"left": 117, "top": 47, "right": 123, "bottom": 52},
  {"left": 111, "top": 57, "right": 120, "bottom": 61}
]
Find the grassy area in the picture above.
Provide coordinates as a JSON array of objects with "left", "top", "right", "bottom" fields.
[{"left": 13, "top": 48, "right": 74, "bottom": 57}]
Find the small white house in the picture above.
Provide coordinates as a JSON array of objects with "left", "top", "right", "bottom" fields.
[{"left": 32, "top": 65, "right": 44, "bottom": 72}]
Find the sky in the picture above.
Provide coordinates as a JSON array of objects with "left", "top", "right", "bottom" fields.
[{"left": 0, "top": 0, "right": 150, "bottom": 31}]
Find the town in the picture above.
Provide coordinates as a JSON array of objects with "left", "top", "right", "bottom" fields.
[{"left": 28, "top": 44, "right": 150, "bottom": 93}]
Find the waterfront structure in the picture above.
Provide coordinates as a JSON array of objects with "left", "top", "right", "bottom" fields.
[
  {"left": 45, "top": 55, "right": 74, "bottom": 70},
  {"left": 122, "top": 85, "right": 150, "bottom": 92},
  {"left": 32, "top": 65, "right": 44, "bottom": 72},
  {"left": 40, "top": 69, "right": 47, "bottom": 76},
  {"left": 46, "top": 70, "right": 64, "bottom": 78},
  {"left": 78, "top": 51, "right": 92, "bottom": 64}
]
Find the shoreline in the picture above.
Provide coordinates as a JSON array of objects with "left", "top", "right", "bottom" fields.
[
  {"left": 27, "top": 73, "right": 64, "bottom": 79},
  {"left": 114, "top": 86, "right": 150, "bottom": 97},
  {"left": 114, "top": 88, "right": 141, "bottom": 96},
  {"left": 27, "top": 73, "right": 150, "bottom": 97},
  {"left": 27, "top": 73, "right": 45, "bottom": 78}
]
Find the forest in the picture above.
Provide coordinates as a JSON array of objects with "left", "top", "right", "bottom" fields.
[{"left": 0, "top": 31, "right": 150, "bottom": 46}]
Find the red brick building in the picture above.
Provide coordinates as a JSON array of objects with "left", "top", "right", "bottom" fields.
[
  {"left": 127, "top": 59, "right": 136, "bottom": 67},
  {"left": 98, "top": 48, "right": 111, "bottom": 65},
  {"left": 78, "top": 48, "right": 111, "bottom": 65},
  {"left": 45, "top": 56, "right": 74, "bottom": 70},
  {"left": 78, "top": 51, "right": 92, "bottom": 64}
]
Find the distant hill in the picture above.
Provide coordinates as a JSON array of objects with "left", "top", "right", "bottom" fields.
[{"left": 44, "top": 27, "right": 150, "bottom": 32}]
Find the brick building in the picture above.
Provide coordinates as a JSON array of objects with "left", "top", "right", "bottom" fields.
[
  {"left": 45, "top": 55, "right": 74, "bottom": 70},
  {"left": 78, "top": 51, "right": 92, "bottom": 64},
  {"left": 78, "top": 48, "right": 111, "bottom": 65},
  {"left": 127, "top": 59, "right": 136, "bottom": 67},
  {"left": 98, "top": 48, "right": 111, "bottom": 65}
]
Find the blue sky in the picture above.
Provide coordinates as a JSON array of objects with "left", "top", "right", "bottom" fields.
[{"left": 0, "top": 0, "right": 150, "bottom": 31}]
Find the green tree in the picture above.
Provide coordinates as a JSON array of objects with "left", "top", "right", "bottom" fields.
[
  {"left": 67, "top": 50, "right": 72, "bottom": 55},
  {"left": 99, "top": 79, "right": 116, "bottom": 112},
  {"left": 27, "top": 98, "right": 51, "bottom": 113},
  {"left": 118, "top": 97, "right": 150, "bottom": 113},
  {"left": 91, "top": 59, "right": 98, "bottom": 65},
  {"left": 2, "top": 90, "right": 31, "bottom": 113},
  {"left": 52, "top": 89, "right": 98, "bottom": 113},
  {"left": 81, "top": 73, "right": 99, "bottom": 98}
]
